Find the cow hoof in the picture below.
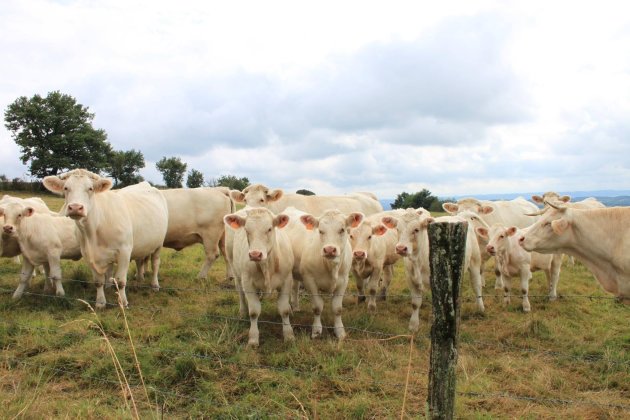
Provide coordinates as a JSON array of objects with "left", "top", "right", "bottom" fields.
[
  {"left": 247, "top": 341, "right": 259, "bottom": 349},
  {"left": 56, "top": 290, "right": 65, "bottom": 297},
  {"left": 408, "top": 323, "right": 419, "bottom": 333},
  {"left": 95, "top": 302, "right": 106, "bottom": 310},
  {"left": 311, "top": 332, "right": 322, "bottom": 340},
  {"left": 336, "top": 332, "right": 347, "bottom": 341},
  {"left": 151, "top": 285, "right": 160, "bottom": 292},
  {"left": 284, "top": 333, "right": 295, "bottom": 342},
  {"left": 523, "top": 306, "right": 531, "bottom": 313},
  {"left": 12, "top": 292, "right": 23, "bottom": 300},
  {"left": 367, "top": 303, "right": 377, "bottom": 312},
  {"left": 548, "top": 295, "right": 557, "bottom": 302}
]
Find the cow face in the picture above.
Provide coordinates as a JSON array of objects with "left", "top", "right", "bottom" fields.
[
  {"left": 443, "top": 198, "right": 494, "bottom": 216},
  {"left": 0, "top": 203, "right": 34, "bottom": 236},
  {"left": 224, "top": 208, "right": 289, "bottom": 262},
  {"left": 349, "top": 220, "right": 387, "bottom": 261},
  {"left": 532, "top": 192, "right": 571, "bottom": 205},
  {"left": 394, "top": 215, "right": 434, "bottom": 257},
  {"left": 519, "top": 205, "right": 571, "bottom": 253},
  {"left": 483, "top": 225, "right": 518, "bottom": 256},
  {"left": 43, "top": 170, "right": 112, "bottom": 220},
  {"left": 232, "top": 184, "right": 283, "bottom": 208},
  {"left": 302, "top": 210, "right": 363, "bottom": 260}
]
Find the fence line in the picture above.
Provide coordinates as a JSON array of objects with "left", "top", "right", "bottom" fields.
[{"left": 458, "top": 391, "right": 630, "bottom": 411}]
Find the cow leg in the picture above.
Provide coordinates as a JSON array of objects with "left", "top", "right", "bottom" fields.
[
  {"left": 242, "top": 277, "right": 261, "bottom": 347},
  {"left": 407, "top": 268, "right": 424, "bottom": 333},
  {"left": 304, "top": 277, "right": 324, "bottom": 339},
  {"left": 290, "top": 277, "right": 301, "bottom": 312},
  {"left": 13, "top": 258, "right": 35, "bottom": 299},
  {"left": 520, "top": 266, "right": 531, "bottom": 312},
  {"left": 114, "top": 251, "right": 131, "bottom": 308},
  {"left": 149, "top": 250, "right": 161, "bottom": 291},
  {"left": 354, "top": 272, "right": 366, "bottom": 304},
  {"left": 470, "top": 266, "right": 485, "bottom": 312},
  {"left": 198, "top": 236, "right": 221, "bottom": 280},
  {"left": 332, "top": 282, "right": 347, "bottom": 340},
  {"left": 366, "top": 267, "right": 382, "bottom": 311},
  {"left": 379, "top": 264, "right": 394, "bottom": 301},
  {"left": 548, "top": 254, "right": 562, "bottom": 301},
  {"left": 135, "top": 258, "right": 145, "bottom": 282},
  {"left": 277, "top": 276, "right": 295, "bottom": 342},
  {"left": 47, "top": 254, "right": 65, "bottom": 297},
  {"left": 42, "top": 263, "right": 53, "bottom": 293},
  {"left": 233, "top": 274, "right": 247, "bottom": 318},
  {"left": 94, "top": 269, "right": 107, "bottom": 309},
  {"left": 503, "top": 275, "right": 511, "bottom": 306}
]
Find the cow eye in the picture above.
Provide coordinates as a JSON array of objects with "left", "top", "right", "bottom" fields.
[
  {"left": 414, "top": 228, "right": 420, "bottom": 233},
  {"left": 368, "top": 235, "right": 372, "bottom": 240},
  {"left": 267, "top": 227, "right": 272, "bottom": 233},
  {"left": 499, "top": 234, "right": 504, "bottom": 239},
  {"left": 89, "top": 187, "right": 94, "bottom": 192},
  {"left": 259, "top": 199, "right": 264, "bottom": 203},
  {"left": 349, "top": 234, "right": 354, "bottom": 239}
]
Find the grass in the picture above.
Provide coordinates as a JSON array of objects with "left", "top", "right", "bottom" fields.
[{"left": 0, "top": 190, "right": 629, "bottom": 418}]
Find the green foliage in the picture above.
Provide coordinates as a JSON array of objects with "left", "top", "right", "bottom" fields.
[
  {"left": 105, "top": 149, "right": 145, "bottom": 188},
  {"left": 390, "top": 188, "right": 440, "bottom": 210},
  {"left": 4, "top": 91, "right": 112, "bottom": 178},
  {"left": 156, "top": 156, "right": 187, "bottom": 188},
  {"left": 296, "top": 189, "right": 315, "bottom": 196},
  {"left": 186, "top": 168, "right": 204, "bottom": 188},
  {"left": 212, "top": 174, "right": 250, "bottom": 191}
]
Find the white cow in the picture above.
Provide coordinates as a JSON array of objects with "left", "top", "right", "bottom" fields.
[
  {"left": 519, "top": 201, "right": 630, "bottom": 303},
  {"left": 43, "top": 170, "right": 169, "bottom": 308},
  {"left": 160, "top": 187, "right": 233, "bottom": 279},
  {"left": 442, "top": 197, "right": 540, "bottom": 290},
  {"left": 230, "top": 184, "right": 383, "bottom": 216},
  {"left": 224, "top": 208, "right": 294, "bottom": 347},
  {"left": 475, "top": 224, "right": 562, "bottom": 311},
  {"left": 0, "top": 201, "right": 81, "bottom": 299},
  {"left": 291, "top": 209, "right": 364, "bottom": 339},
  {"left": 0, "top": 195, "right": 55, "bottom": 259},
  {"left": 349, "top": 210, "right": 403, "bottom": 310}
]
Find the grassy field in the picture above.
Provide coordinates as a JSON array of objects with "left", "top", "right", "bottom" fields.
[{"left": 0, "top": 191, "right": 628, "bottom": 418}]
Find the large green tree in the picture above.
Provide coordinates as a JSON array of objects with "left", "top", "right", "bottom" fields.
[
  {"left": 106, "top": 149, "right": 145, "bottom": 188},
  {"left": 156, "top": 156, "right": 187, "bottom": 188},
  {"left": 212, "top": 174, "right": 250, "bottom": 191},
  {"left": 4, "top": 91, "right": 112, "bottom": 178},
  {"left": 186, "top": 168, "right": 204, "bottom": 188},
  {"left": 391, "top": 188, "right": 440, "bottom": 211}
]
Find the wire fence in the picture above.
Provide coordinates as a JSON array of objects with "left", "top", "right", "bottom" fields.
[{"left": 1, "top": 275, "right": 629, "bottom": 414}]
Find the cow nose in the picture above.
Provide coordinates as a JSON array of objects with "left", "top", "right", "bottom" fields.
[
  {"left": 353, "top": 250, "right": 366, "bottom": 259},
  {"left": 395, "top": 244, "right": 408, "bottom": 255},
  {"left": 323, "top": 246, "right": 337, "bottom": 257},
  {"left": 3, "top": 225, "right": 13, "bottom": 234},
  {"left": 486, "top": 245, "right": 495, "bottom": 254},
  {"left": 518, "top": 236, "right": 525, "bottom": 246},
  {"left": 67, "top": 204, "right": 85, "bottom": 215},
  {"left": 249, "top": 250, "right": 263, "bottom": 261}
]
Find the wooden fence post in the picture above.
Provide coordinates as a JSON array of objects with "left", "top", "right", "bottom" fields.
[{"left": 427, "top": 221, "right": 467, "bottom": 420}]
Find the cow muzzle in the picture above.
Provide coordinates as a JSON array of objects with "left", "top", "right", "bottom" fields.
[
  {"left": 395, "top": 244, "right": 408, "bottom": 256},
  {"left": 353, "top": 250, "right": 367, "bottom": 260},
  {"left": 66, "top": 203, "right": 86, "bottom": 218},
  {"left": 322, "top": 246, "right": 338, "bottom": 259},
  {"left": 486, "top": 245, "right": 496, "bottom": 256},
  {"left": 2, "top": 225, "right": 15, "bottom": 235},
  {"left": 249, "top": 250, "right": 265, "bottom": 262}
]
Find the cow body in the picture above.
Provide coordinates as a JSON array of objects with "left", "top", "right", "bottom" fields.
[
  {"left": 225, "top": 208, "right": 294, "bottom": 347},
  {"left": 520, "top": 203, "right": 630, "bottom": 302},
  {"left": 0, "top": 202, "right": 81, "bottom": 298},
  {"left": 160, "top": 187, "right": 233, "bottom": 279},
  {"left": 0, "top": 195, "right": 54, "bottom": 259},
  {"left": 43, "top": 171, "right": 169, "bottom": 308}
]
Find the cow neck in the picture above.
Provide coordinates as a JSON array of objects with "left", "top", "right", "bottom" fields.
[
  {"left": 255, "top": 239, "right": 279, "bottom": 293},
  {"left": 74, "top": 195, "right": 106, "bottom": 273}
]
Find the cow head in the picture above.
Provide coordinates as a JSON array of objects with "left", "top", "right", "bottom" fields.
[
  {"left": 443, "top": 198, "right": 494, "bottom": 216},
  {"left": 519, "top": 200, "right": 572, "bottom": 253},
  {"left": 43, "top": 169, "right": 112, "bottom": 220},
  {"left": 477, "top": 225, "right": 518, "bottom": 256},
  {"left": 0, "top": 202, "right": 34, "bottom": 236},
  {"left": 224, "top": 208, "right": 289, "bottom": 262},
  {"left": 532, "top": 192, "right": 571, "bottom": 206},
  {"left": 301, "top": 210, "right": 363, "bottom": 260},
  {"left": 230, "top": 184, "right": 284, "bottom": 208},
  {"left": 349, "top": 219, "right": 388, "bottom": 261}
]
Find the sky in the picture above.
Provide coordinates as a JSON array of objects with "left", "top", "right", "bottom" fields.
[{"left": 1, "top": 0, "right": 630, "bottom": 198}]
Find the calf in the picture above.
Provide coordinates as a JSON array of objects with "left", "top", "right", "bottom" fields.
[
  {"left": 476, "top": 225, "right": 562, "bottom": 311},
  {"left": 1, "top": 195, "right": 55, "bottom": 259},
  {"left": 349, "top": 211, "right": 402, "bottom": 310},
  {"left": 0, "top": 202, "right": 81, "bottom": 299},
  {"left": 224, "top": 208, "right": 294, "bottom": 347},
  {"left": 295, "top": 209, "right": 363, "bottom": 339}
]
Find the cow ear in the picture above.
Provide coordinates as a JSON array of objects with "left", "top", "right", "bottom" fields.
[
  {"left": 23, "top": 207, "right": 35, "bottom": 218},
  {"left": 442, "top": 203, "right": 458, "bottom": 214},
  {"left": 224, "top": 214, "right": 245, "bottom": 230},
  {"left": 346, "top": 212, "right": 364, "bottom": 228},
  {"left": 532, "top": 195, "right": 543, "bottom": 204},
  {"left": 381, "top": 216, "right": 397, "bottom": 229},
  {"left": 551, "top": 219, "right": 569, "bottom": 235},
  {"left": 506, "top": 226, "right": 518, "bottom": 236},
  {"left": 274, "top": 214, "right": 289, "bottom": 229},
  {"left": 0, "top": 207, "right": 4, "bottom": 217},
  {"left": 300, "top": 214, "right": 318, "bottom": 230},
  {"left": 421, "top": 217, "right": 435, "bottom": 227},
  {"left": 230, "top": 190, "right": 245, "bottom": 203},
  {"left": 480, "top": 205, "right": 494, "bottom": 215},
  {"left": 43, "top": 176, "right": 65, "bottom": 194},
  {"left": 475, "top": 227, "right": 489, "bottom": 239},
  {"left": 94, "top": 178, "right": 113, "bottom": 193},
  {"left": 560, "top": 195, "right": 571, "bottom": 203},
  {"left": 373, "top": 224, "right": 388, "bottom": 236},
  {"left": 267, "top": 189, "right": 284, "bottom": 202}
]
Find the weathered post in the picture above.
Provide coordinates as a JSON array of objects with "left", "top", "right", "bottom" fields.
[{"left": 427, "top": 221, "right": 467, "bottom": 420}]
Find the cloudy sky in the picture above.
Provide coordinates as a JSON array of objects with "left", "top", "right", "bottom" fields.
[{"left": 1, "top": 0, "right": 630, "bottom": 198}]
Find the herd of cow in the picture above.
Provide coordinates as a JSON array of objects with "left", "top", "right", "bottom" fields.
[{"left": 0, "top": 169, "right": 628, "bottom": 347}]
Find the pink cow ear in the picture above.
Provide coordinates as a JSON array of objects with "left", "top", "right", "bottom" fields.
[
  {"left": 559, "top": 195, "right": 571, "bottom": 203},
  {"left": 230, "top": 190, "right": 246, "bottom": 203},
  {"left": 43, "top": 176, "right": 65, "bottom": 194},
  {"left": 381, "top": 216, "right": 397, "bottom": 229},
  {"left": 442, "top": 203, "right": 458, "bottom": 214},
  {"left": 347, "top": 212, "right": 364, "bottom": 228},
  {"left": 421, "top": 217, "right": 435, "bottom": 228},
  {"left": 274, "top": 214, "right": 289, "bottom": 229},
  {"left": 506, "top": 226, "right": 518, "bottom": 236},
  {"left": 373, "top": 224, "right": 388, "bottom": 236},
  {"left": 300, "top": 214, "right": 318, "bottom": 230},
  {"left": 224, "top": 214, "right": 245, "bottom": 229},
  {"left": 551, "top": 219, "right": 569, "bottom": 235},
  {"left": 475, "top": 227, "right": 489, "bottom": 238},
  {"left": 94, "top": 178, "right": 113, "bottom": 193},
  {"left": 480, "top": 205, "right": 494, "bottom": 215},
  {"left": 267, "top": 189, "right": 284, "bottom": 202},
  {"left": 23, "top": 207, "right": 35, "bottom": 218},
  {"left": 532, "top": 195, "right": 543, "bottom": 204}
]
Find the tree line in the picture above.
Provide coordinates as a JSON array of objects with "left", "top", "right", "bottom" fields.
[{"left": 3, "top": 91, "right": 446, "bottom": 208}]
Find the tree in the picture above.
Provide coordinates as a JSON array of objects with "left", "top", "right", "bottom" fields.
[
  {"left": 296, "top": 189, "right": 315, "bottom": 196},
  {"left": 106, "top": 149, "right": 145, "bottom": 188},
  {"left": 391, "top": 189, "right": 439, "bottom": 210},
  {"left": 156, "top": 156, "right": 187, "bottom": 188},
  {"left": 4, "top": 91, "right": 112, "bottom": 178},
  {"left": 186, "top": 168, "right": 204, "bottom": 188},
  {"left": 213, "top": 174, "right": 250, "bottom": 191}
]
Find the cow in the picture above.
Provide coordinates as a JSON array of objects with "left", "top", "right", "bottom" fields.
[
  {"left": 1, "top": 195, "right": 55, "bottom": 259},
  {"left": 442, "top": 197, "right": 540, "bottom": 290},
  {"left": 475, "top": 224, "right": 562, "bottom": 311},
  {"left": 349, "top": 210, "right": 403, "bottom": 310},
  {"left": 159, "top": 187, "right": 233, "bottom": 279},
  {"left": 0, "top": 201, "right": 81, "bottom": 299},
  {"left": 224, "top": 207, "right": 294, "bottom": 347},
  {"left": 230, "top": 183, "right": 383, "bottom": 216},
  {"left": 43, "top": 170, "right": 169, "bottom": 309},
  {"left": 519, "top": 200, "right": 630, "bottom": 303},
  {"left": 290, "top": 209, "right": 364, "bottom": 339}
]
